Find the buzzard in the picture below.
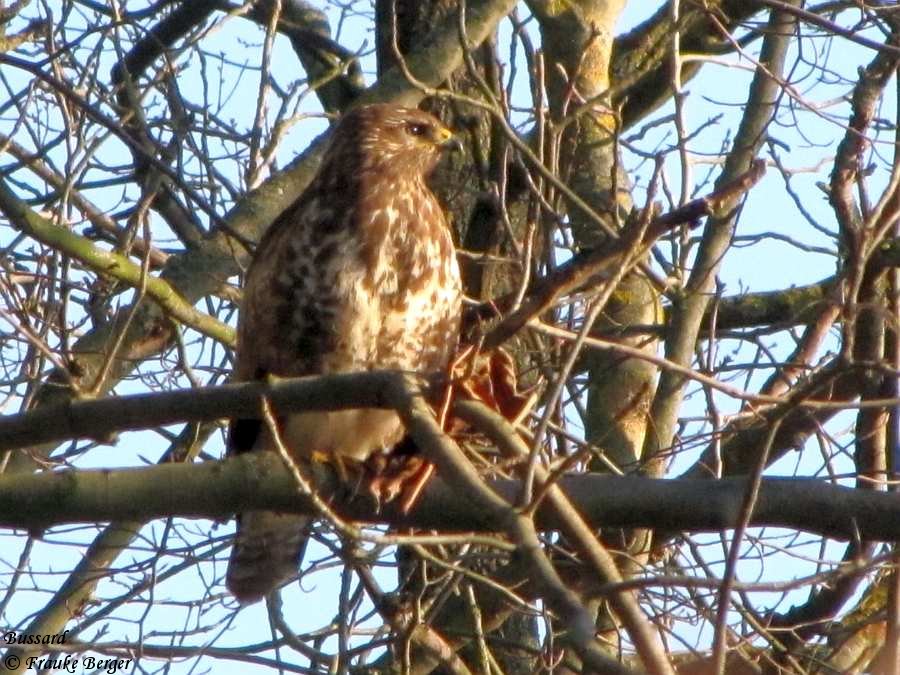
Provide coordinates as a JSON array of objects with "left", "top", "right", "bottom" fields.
[{"left": 226, "top": 104, "right": 463, "bottom": 603}]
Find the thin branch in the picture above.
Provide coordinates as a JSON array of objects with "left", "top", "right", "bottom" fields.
[
  {"left": 474, "top": 158, "right": 766, "bottom": 349},
  {"left": 0, "top": 177, "right": 235, "bottom": 345}
]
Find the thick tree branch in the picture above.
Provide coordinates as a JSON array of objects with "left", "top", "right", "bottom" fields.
[
  {"left": 109, "top": 0, "right": 219, "bottom": 84},
  {"left": 0, "top": 372, "right": 896, "bottom": 543},
  {"left": 3, "top": 454, "right": 900, "bottom": 543},
  {"left": 0, "top": 371, "right": 403, "bottom": 452},
  {"left": 611, "top": 1, "right": 759, "bottom": 129}
]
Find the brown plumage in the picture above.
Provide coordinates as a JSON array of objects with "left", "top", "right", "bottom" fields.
[{"left": 226, "top": 104, "right": 462, "bottom": 603}]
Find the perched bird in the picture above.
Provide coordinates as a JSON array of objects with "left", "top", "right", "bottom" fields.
[{"left": 226, "top": 104, "right": 463, "bottom": 603}]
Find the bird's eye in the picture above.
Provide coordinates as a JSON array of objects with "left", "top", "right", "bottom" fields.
[{"left": 407, "top": 123, "right": 429, "bottom": 137}]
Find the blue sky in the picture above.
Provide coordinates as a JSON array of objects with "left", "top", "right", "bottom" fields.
[{"left": 1, "top": 1, "right": 896, "bottom": 672}]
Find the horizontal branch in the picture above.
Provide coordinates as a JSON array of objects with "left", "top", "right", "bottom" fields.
[
  {"left": 0, "top": 371, "right": 408, "bottom": 452},
  {"left": 593, "top": 235, "right": 900, "bottom": 337},
  {"left": 3, "top": 370, "right": 894, "bottom": 545},
  {"left": 3, "top": 452, "right": 900, "bottom": 543}
]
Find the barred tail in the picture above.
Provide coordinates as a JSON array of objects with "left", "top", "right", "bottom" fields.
[{"left": 226, "top": 511, "right": 310, "bottom": 603}]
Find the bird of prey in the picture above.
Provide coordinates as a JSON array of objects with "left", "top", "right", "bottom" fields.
[{"left": 226, "top": 104, "right": 463, "bottom": 603}]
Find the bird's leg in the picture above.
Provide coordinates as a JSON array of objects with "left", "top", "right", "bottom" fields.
[
  {"left": 395, "top": 345, "right": 478, "bottom": 513},
  {"left": 310, "top": 450, "right": 369, "bottom": 496},
  {"left": 366, "top": 347, "right": 481, "bottom": 511},
  {"left": 367, "top": 453, "right": 427, "bottom": 508},
  {"left": 313, "top": 449, "right": 346, "bottom": 482}
]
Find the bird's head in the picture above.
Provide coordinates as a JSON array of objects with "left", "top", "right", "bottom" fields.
[{"left": 336, "top": 104, "right": 462, "bottom": 176}]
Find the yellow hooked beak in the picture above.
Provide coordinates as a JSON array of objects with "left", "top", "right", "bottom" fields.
[{"left": 435, "top": 126, "right": 463, "bottom": 153}]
